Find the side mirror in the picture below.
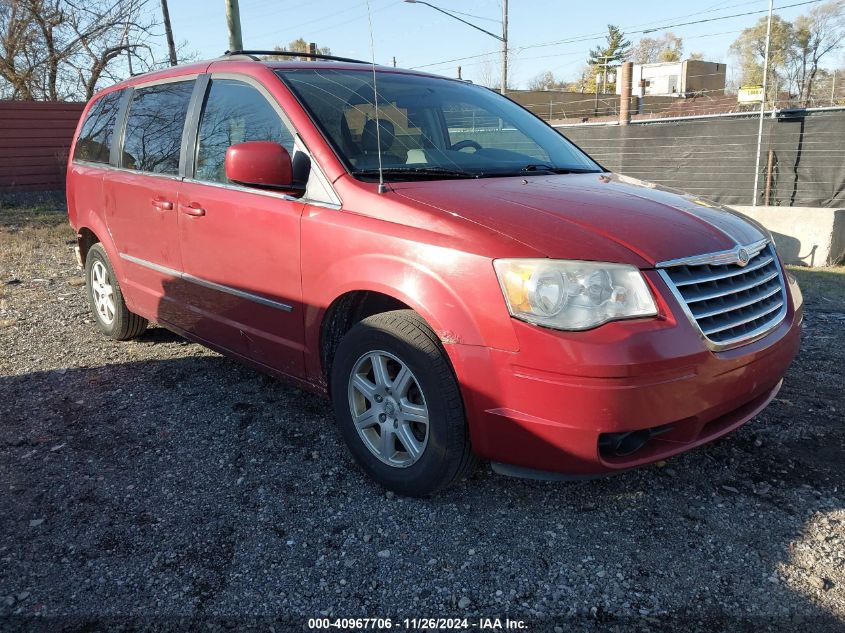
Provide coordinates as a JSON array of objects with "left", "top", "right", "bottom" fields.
[{"left": 224, "top": 141, "right": 301, "bottom": 192}]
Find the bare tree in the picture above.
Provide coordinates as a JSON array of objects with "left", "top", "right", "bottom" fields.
[
  {"left": 474, "top": 57, "right": 516, "bottom": 91},
  {"left": 0, "top": 0, "right": 188, "bottom": 101},
  {"left": 0, "top": 0, "right": 39, "bottom": 98},
  {"left": 788, "top": 0, "right": 844, "bottom": 106},
  {"left": 731, "top": 1, "right": 843, "bottom": 106},
  {"left": 528, "top": 71, "right": 559, "bottom": 91}
]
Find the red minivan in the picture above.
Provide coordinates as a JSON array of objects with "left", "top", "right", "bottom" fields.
[{"left": 67, "top": 52, "right": 802, "bottom": 496}]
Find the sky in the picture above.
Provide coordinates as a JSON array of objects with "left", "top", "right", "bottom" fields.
[{"left": 163, "top": 0, "right": 843, "bottom": 88}]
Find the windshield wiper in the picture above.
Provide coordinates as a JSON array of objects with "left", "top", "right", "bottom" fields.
[
  {"left": 519, "top": 164, "right": 600, "bottom": 174},
  {"left": 352, "top": 166, "right": 478, "bottom": 180}
]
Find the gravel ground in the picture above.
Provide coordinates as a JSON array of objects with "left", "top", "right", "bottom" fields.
[{"left": 1, "top": 200, "right": 844, "bottom": 632}]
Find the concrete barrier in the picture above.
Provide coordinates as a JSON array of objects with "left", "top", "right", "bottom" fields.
[{"left": 730, "top": 206, "right": 845, "bottom": 267}]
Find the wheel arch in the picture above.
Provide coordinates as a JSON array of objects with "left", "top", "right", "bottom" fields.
[
  {"left": 73, "top": 211, "right": 125, "bottom": 279},
  {"left": 319, "top": 290, "right": 414, "bottom": 384},
  {"left": 77, "top": 227, "right": 99, "bottom": 266},
  {"left": 310, "top": 277, "right": 490, "bottom": 390}
]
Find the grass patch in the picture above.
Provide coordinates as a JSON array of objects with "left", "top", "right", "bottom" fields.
[
  {"left": 787, "top": 266, "right": 845, "bottom": 304},
  {"left": 1, "top": 199, "right": 74, "bottom": 278},
  {"left": 0, "top": 203, "right": 67, "bottom": 230}
]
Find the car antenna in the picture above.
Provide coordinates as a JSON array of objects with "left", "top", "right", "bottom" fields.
[{"left": 366, "top": 0, "right": 387, "bottom": 194}]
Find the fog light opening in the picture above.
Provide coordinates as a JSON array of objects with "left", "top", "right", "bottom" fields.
[{"left": 599, "top": 424, "right": 674, "bottom": 459}]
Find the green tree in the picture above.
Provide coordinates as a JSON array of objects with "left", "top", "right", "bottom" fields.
[
  {"left": 657, "top": 33, "right": 683, "bottom": 62},
  {"left": 587, "top": 24, "right": 631, "bottom": 91},
  {"left": 729, "top": 14, "right": 794, "bottom": 89},
  {"left": 631, "top": 32, "right": 683, "bottom": 64},
  {"left": 588, "top": 24, "right": 632, "bottom": 66}
]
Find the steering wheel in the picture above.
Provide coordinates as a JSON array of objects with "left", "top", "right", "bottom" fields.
[{"left": 451, "top": 139, "right": 482, "bottom": 153}]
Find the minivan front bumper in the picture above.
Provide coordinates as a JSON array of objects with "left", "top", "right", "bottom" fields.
[{"left": 450, "top": 270, "right": 803, "bottom": 477}]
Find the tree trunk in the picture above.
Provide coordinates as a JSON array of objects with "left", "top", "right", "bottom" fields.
[{"left": 804, "top": 66, "right": 819, "bottom": 107}]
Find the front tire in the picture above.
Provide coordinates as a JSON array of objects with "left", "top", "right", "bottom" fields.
[
  {"left": 331, "top": 310, "right": 475, "bottom": 496},
  {"left": 85, "top": 243, "right": 147, "bottom": 340}
]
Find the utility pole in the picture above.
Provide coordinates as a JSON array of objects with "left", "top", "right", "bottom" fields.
[
  {"left": 225, "top": 0, "right": 243, "bottom": 52},
  {"left": 500, "top": 0, "right": 508, "bottom": 95},
  {"left": 160, "top": 0, "right": 177, "bottom": 66},
  {"left": 752, "top": 0, "right": 773, "bottom": 208},
  {"left": 593, "top": 55, "right": 612, "bottom": 116},
  {"left": 832, "top": 70, "right": 837, "bottom": 106}
]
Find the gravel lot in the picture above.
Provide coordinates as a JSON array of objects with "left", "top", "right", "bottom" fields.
[{"left": 1, "top": 198, "right": 844, "bottom": 632}]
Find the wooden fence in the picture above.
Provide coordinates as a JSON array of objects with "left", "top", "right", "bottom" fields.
[{"left": 0, "top": 101, "right": 85, "bottom": 192}]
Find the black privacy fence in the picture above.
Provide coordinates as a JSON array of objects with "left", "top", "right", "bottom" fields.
[{"left": 558, "top": 108, "right": 845, "bottom": 208}]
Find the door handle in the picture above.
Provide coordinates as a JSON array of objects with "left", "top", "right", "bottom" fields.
[
  {"left": 151, "top": 198, "right": 173, "bottom": 211},
  {"left": 180, "top": 203, "right": 206, "bottom": 217}
]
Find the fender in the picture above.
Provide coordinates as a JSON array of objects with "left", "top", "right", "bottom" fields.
[{"left": 303, "top": 251, "right": 520, "bottom": 382}]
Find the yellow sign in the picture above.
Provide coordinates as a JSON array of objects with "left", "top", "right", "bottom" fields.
[{"left": 738, "top": 86, "right": 763, "bottom": 104}]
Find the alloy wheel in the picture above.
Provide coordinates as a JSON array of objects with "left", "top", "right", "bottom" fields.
[
  {"left": 347, "top": 350, "right": 430, "bottom": 468},
  {"left": 90, "top": 260, "right": 115, "bottom": 325}
]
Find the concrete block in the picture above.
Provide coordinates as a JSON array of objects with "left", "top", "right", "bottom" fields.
[{"left": 729, "top": 206, "right": 845, "bottom": 267}]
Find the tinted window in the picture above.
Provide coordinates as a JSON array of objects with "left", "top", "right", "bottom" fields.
[
  {"left": 195, "top": 79, "right": 294, "bottom": 183},
  {"left": 122, "top": 81, "right": 194, "bottom": 174},
  {"left": 74, "top": 90, "right": 123, "bottom": 164}
]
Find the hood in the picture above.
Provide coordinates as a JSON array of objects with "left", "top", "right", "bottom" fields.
[{"left": 390, "top": 173, "right": 766, "bottom": 267}]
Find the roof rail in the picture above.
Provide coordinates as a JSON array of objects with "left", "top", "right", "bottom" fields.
[{"left": 222, "top": 49, "right": 368, "bottom": 64}]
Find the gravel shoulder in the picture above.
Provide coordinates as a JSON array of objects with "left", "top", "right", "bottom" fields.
[{"left": 1, "top": 200, "right": 844, "bottom": 632}]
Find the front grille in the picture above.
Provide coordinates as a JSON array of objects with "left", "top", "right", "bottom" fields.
[{"left": 661, "top": 242, "right": 787, "bottom": 349}]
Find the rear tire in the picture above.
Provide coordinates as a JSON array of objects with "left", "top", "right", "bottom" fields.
[
  {"left": 85, "top": 243, "right": 147, "bottom": 340},
  {"left": 331, "top": 310, "right": 475, "bottom": 497}
]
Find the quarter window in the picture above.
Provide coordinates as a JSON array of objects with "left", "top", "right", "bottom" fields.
[
  {"left": 195, "top": 79, "right": 294, "bottom": 183},
  {"left": 121, "top": 80, "right": 194, "bottom": 174},
  {"left": 73, "top": 90, "right": 123, "bottom": 164}
]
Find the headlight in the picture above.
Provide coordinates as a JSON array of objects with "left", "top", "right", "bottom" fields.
[{"left": 493, "top": 259, "right": 657, "bottom": 330}]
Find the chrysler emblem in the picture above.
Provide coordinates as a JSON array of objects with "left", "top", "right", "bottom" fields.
[{"left": 736, "top": 248, "right": 750, "bottom": 266}]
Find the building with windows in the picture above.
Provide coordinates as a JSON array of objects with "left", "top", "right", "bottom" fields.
[{"left": 616, "top": 60, "right": 727, "bottom": 98}]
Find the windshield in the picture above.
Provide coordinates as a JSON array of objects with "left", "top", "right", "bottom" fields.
[{"left": 276, "top": 68, "right": 602, "bottom": 181}]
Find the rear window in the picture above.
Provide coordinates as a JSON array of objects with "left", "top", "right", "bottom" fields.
[
  {"left": 73, "top": 90, "right": 123, "bottom": 164},
  {"left": 121, "top": 80, "right": 194, "bottom": 175}
]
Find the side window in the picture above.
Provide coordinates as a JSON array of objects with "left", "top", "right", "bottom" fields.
[
  {"left": 195, "top": 79, "right": 295, "bottom": 183},
  {"left": 73, "top": 90, "right": 123, "bottom": 164},
  {"left": 121, "top": 80, "right": 194, "bottom": 174}
]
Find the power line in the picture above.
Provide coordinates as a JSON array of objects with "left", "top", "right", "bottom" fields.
[
  {"left": 520, "top": 0, "right": 823, "bottom": 53},
  {"left": 412, "top": 0, "right": 824, "bottom": 74}
]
